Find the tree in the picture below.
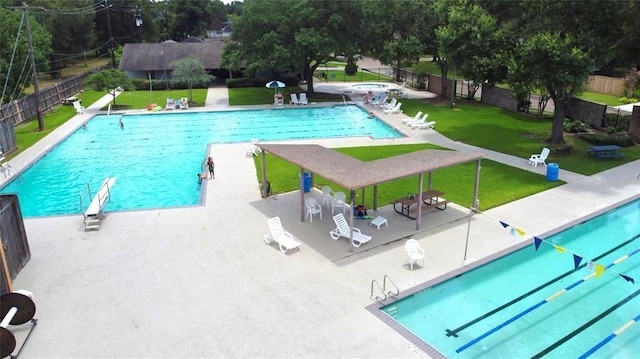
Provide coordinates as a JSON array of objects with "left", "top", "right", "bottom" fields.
[
  {"left": 0, "top": 0, "right": 51, "bottom": 104},
  {"left": 171, "top": 56, "right": 213, "bottom": 102},
  {"left": 506, "top": 0, "right": 632, "bottom": 144},
  {"left": 222, "top": 0, "right": 362, "bottom": 93},
  {"left": 435, "top": 0, "right": 508, "bottom": 99},
  {"left": 361, "top": 0, "right": 430, "bottom": 82},
  {"left": 84, "top": 68, "right": 134, "bottom": 106},
  {"left": 31, "top": 0, "right": 96, "bottom": 78}
]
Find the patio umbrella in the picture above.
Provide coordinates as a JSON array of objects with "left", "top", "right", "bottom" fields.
[{"left": 265, "top": 80, "right": 285, "bottom": 94}]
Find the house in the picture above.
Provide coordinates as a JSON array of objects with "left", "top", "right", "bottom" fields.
[
  {"left": 118, "top": 41, "right": 226, "bottom": 80},
  {"left": 206, "top": 18, "right": 233, "bottom": 39}
]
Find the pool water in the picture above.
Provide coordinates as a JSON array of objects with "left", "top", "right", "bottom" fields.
[
  {"left": 2, "top": 106, "right": 402, "bottom": 217},
  {"left": 351, "top": 83, "right": 389, "bottom": 90},
  {"left": 381, "top": 199, "right": 640, "bottom": 358}
]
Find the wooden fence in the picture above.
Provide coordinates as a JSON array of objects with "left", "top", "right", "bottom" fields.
[
  {"left": 0, "top": 195, "right": 30, "bottom": 295},
  {"left": 586, "top": 75, "right": 625, "bottom": 96},
  {"left": 0, "top": 73, "right": 89, "bottom": 154}
]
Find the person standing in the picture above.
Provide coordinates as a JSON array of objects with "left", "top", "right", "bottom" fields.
[{"left": 206, "top": 156, "right": 215, "bottom": 179}]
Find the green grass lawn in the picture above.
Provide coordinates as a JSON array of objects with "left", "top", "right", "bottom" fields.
[
  {"left": 578, "top": 92, "right": 624, "bottom": 106},
  {"left": 253, "top": 144, "right": 562, "bottom": 211},
  {"left": 315, "top": 70, "right": 393, "bottom": 82},
  {"left": 398, "top": 99, "right": 640, "bottom": 175},
  {"left": 107, "top": 89, "right": 208, "bottom": 110}
]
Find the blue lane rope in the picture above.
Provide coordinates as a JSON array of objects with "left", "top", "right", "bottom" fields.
[
  {"left": 578, "top": 313, "right": 640, "bottom": 359},
  {"left": 455, "top": 247, "right": 640, "bottom": 354}
]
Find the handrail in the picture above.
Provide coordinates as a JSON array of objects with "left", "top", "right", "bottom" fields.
[
  {"left": 383, "top": 275, "right": 400, "bottom": 297},
  {"left": 371, "top": 275, "right": 400, "bottom": 303},
  {"left": 370, "top": 279, "right": 386, "bottom": 302}
]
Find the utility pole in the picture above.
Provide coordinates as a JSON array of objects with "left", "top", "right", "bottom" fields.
[
  {"left": 104, "top": 0, "right": 115, "bottom": 68},
  {"left": 11, "top": 2, "right": 45, "bottom": 131}
]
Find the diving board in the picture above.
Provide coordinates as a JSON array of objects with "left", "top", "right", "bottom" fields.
[{"left": 83, "top": 177, "right": 116, "bottom": 231}]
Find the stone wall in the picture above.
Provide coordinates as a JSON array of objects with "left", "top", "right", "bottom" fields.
[
  {"left": 480, "top": 85, "right": 518, "bottom": 112},
  {"left": 565, "top": 97, "right": 606, "bottom": 130}
]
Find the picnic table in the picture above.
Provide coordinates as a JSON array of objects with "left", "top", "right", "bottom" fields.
[
  {"left": 62, "top": 96, "right": 80, "bottom": 105},
  {"left": 586, "top": 145, "right": 624, "bottom": 159},
  {"left": 389, "top": 189, "right": 449, "bottom": 220}
]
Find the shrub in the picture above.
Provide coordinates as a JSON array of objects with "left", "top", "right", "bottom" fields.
[
  {"left": 578, "top": 133, "right": 636, "bottom": 147},
  {"left": 563, "top": 118, "right": 588, "bottom": 133},
  {"left": 603, "top": 113, "right": 630, "bottom": 133},
  {"left": 344, "top": 61, "right": 358, "bottom": 76},
  {"left": 619, "top": 96, "right": 639, "bottom": 104}
]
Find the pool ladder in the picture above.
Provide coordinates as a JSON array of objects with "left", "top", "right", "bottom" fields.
[{"left": 370, "top": 274, "right": 400, "bottom": 303}]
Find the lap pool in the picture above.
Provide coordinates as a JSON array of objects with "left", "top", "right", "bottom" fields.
[
  {"left": 1, "top": 105, "right": 402, "bottom": 217},
  {"left": 373, "top": 198, "right": 640, "bottom": 358}
]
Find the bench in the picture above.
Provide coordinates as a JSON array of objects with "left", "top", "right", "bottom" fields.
[
  {"left": 410, "top": 200, "right": 451, "bottom": 215},
  {"left": 595, "top": 153, "right": 624, "bottom": 159}
]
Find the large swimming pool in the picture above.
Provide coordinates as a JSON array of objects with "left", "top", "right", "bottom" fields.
[
  {"left": 1, "top": 105, "right": 402, "bottom": 217},
  {"left": 378, "top": 198, "right": 640, "bottom": 358}
]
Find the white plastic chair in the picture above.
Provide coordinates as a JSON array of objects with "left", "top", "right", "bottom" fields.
[
  {"left": 290, "top": 93, "right": 301, "bottom": 105},
  {"left": 329, "top": 213, "right": 372, "bottom": 248},
  {"left": 332, "top": 191, "right": 346, "bottom": 214},
  {"left": 381, "top": 97, "right": 397, "bottom": 110},
  {"left": 528, "top": 148, "right": 550, "bottom": 167},
  {"left": 305, "top": 198, "right": 322, "bottom": 222},
  {"left": 321, "top": 185, "right": 334, "bottom": 208},
  {"left": 299, "top": 93, "right": 308, "bottom": 105},
  {"left": 402, "top": 111, "right": 423, "bottom": 124},
  {"left": 383, "top": 102, "right": 403, "bottom": 114},
  {"left": 264, "top": 217, "right": 301, "bottom": 254},
  {"left": 405, "top": 239, "right": 425, "bottom": 270},
  {"left": 73, "top": 101, "right": 85, "bottom": 114},
  {"left": 405, "top": 113, "right": 429, "bottom": 126},
  {"left": 411, "top": 120, "right": 436, "bottom": 130}
]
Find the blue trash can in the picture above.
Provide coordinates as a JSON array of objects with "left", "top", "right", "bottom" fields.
[
  {"left": 546, "top": 163, "right": 559, "bottom": 182},
  {"left": 301, "top": 172, "right": 311, "bottom": 192}
]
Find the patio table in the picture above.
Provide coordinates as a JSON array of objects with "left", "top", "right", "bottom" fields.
[{"left": 586, "top": 145, "right": 624, "bottom": 160}]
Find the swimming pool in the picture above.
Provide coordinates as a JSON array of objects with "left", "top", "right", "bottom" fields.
[
  {"left": 351, "top": 83, "right": 390, "bottom": 90},
  {"left": 1, "top": 105, "right": 403, "bottom": 217},
  {"left": 377, "top": 199, "right": 640, "bottom": 358}
]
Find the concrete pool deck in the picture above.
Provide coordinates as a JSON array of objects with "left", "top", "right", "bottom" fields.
[{"left": 5, "top": 86, "right": 640, "bottom": 358}]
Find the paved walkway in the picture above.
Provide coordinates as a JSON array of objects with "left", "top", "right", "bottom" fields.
[{"left": 6, "top": 87, "right": 640, "bottom": 358}]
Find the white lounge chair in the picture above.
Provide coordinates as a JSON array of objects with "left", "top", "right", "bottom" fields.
[
  {"left": 405, "top": 113, "right": 428, "bottom": 126},
  {"left": 332, "top": 191, "right": 346, "bottom": 214},
  {"left": 299, "top": 93, "right": 308, "bottom": 105},
  {"left": 381, "top": 97, "right": 397, "bottom": 111},
  {"left": 179, "top": 97, "right": 189, "bottom": 109},
  {"left": 73, "top": 101, "right": 85, "bottom": 114},
  {"left": 405, "top": 239, "right": 425, "bottom": 270},
  {"left": 264, "top": 216, "right": 301, "bottom": 254},
  {"left": 372, "top": 94, "right": 388, "bottom": 107},
  {"left": 411, "top": 120, "right": 436, "bottom": 130},
  {"left": 246, "top": 138, "right": 261, "bottom": 156},
  {"left": 528, "top": 148, "right": 550, "bottom": 167},
  {"left": 321, "top": 185, "right": 334, "bottom": 208},
  {"left": 290, "top": 93, "right": 301, "bottom": 105},
  {"left": 305, "top": 198, "right": 322, "bottom": 222},
  {"left": 402, "top": 111, "right": 423, "bottom": 124},
  {"left": 329, "top": 213, "right": 372, "bottom": 248},
  {"left": 166, "top": 98, "right": 175, "bottom": 110},
  {"left": 384, "top": 102, "right": 403, "bottom": 114}
]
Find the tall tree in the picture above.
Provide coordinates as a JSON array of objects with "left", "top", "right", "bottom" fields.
[
  {"left": 222, "top": 0, "right": 362, "bottom": 93},
  {"left": 31, "top": 0, "right": 96, "bottom": 78},
  {"left": 361, "top": 0, "right": 429, "bottom": 82},
  {"left": 171, "top": 56, "right": 214, "bottom": 102},
  {"left": 83, "top": 68, "right": 134, "bottom": 106},
  {"left": 0, "top": 0, "right": 51, "bottom": 104},
  {"left": 507, "top": 0, "right": 632, "bottom": 144},
  {"left": 436, "top": 0, "right": 508, "bottom": 99}
]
